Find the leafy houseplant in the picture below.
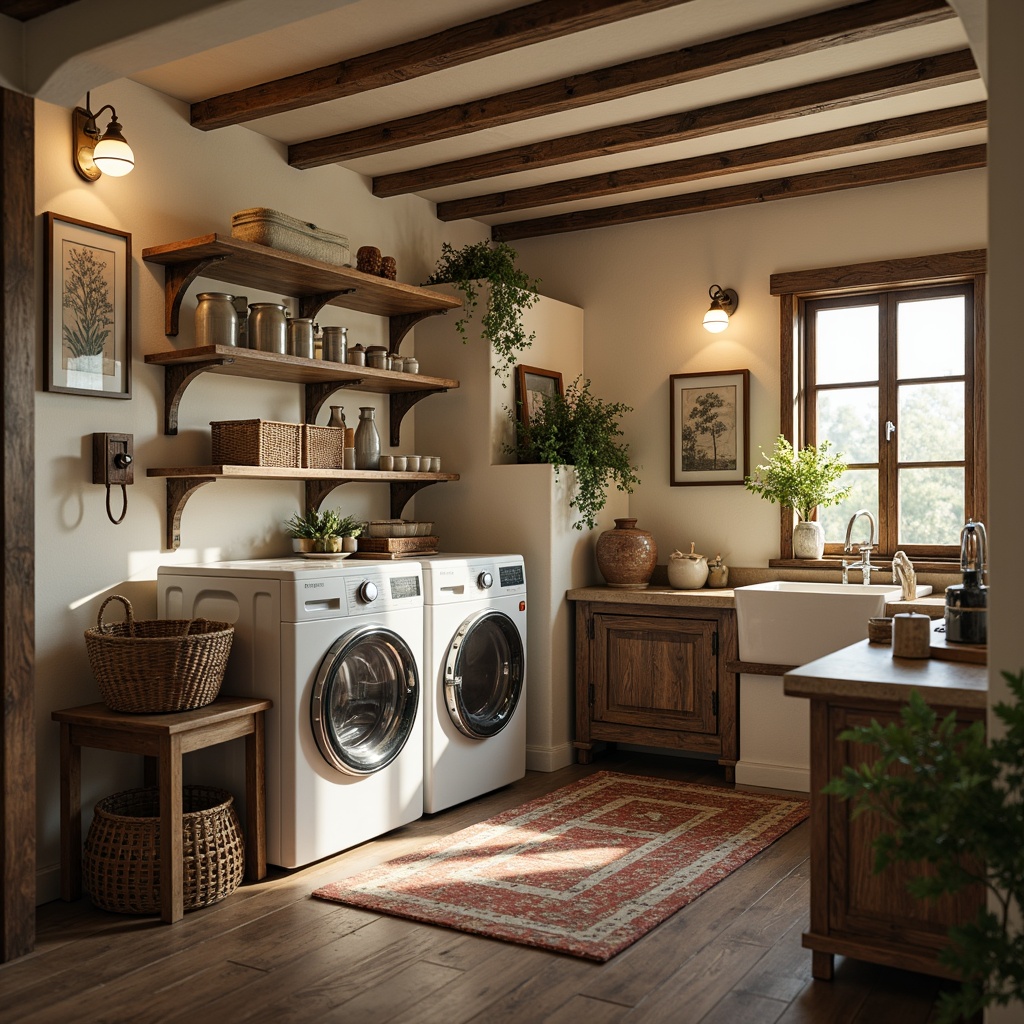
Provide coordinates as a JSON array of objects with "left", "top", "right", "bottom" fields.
[
  {"left": 284, "top": 508, "right": 363, "bottom": 552},
  {"left": 424, "top": 241, "right": 541, "bottom": 380},
  {"left": 510, "top": 376, "right": 640, "bottom": 531},
  {"left": 744, "top": 434, "right": 852, "bottom": 558},
  {"left": 825, "top": 671, "right": 1024, "bottom": 1024}
]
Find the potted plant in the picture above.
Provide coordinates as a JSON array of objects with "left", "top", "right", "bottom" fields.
[
  {"left": 826, "top": 670, "right": 1024, "bottom": 1024},
  {"left": 424, "top": 240, "right": 541, "bottom": 380},
  {"left": 743, "top": 434, "right": 851, "bottom": 558},
  {"left": 509, "top": 376, "right": 640, "bottom": 531},
  {"left": 284, "top": 508, "right": 363, "bottom": 553}
]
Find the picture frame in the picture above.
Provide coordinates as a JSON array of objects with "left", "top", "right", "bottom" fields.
[
  {"left": 515, "top": 364, "right": 564, "bottom": 428},
  {"left": 44, "top": 212, "right": 132, "bottom": 399},
  {"left": 670, "top": 369, "right": 750, "bottom": 485}
]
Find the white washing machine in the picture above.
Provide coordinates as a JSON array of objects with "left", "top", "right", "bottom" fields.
[
  {"left": 158, "top": 557, "right": 423, "bottom": 868},
  {"left": 419, "top": 553, "right": 527, "bottom": 813}
]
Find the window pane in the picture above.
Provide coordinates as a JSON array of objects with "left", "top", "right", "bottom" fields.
[
  {"left": 815, "top": 305, "right": 878, "bottom": 385},
  {"left": 818, "top": 469, "right": 878, "bottom": 547},
  {"left": 897, "top": 296, "right": 965, "bottom": 378},
  {"left": 899, "top": 467, "right": 965, "bottom": 545},
  {"left": 897, "top": 382, "right": 964, "bottom": 462},
  {"left": 816, "top": 387, "right": 878, "bottom": 464}
]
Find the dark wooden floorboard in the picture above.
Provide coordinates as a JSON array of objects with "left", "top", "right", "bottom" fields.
[{"left": 1, "top": 753, "right": 951, "bottom": 1023}]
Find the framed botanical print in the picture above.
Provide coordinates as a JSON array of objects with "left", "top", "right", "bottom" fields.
[
  {"left": 670, "top": 369, "right": 750, "bottom": 485},
  {"left": 515, "top": 364, "right": 563, "bottom": 428},
  {"left": 44, "top": 212, "right": 132, "bottom": 398}
]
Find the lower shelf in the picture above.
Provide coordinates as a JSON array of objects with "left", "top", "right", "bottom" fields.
[{"left": 147, "top": 465, "right": 459, "bottom": 551}]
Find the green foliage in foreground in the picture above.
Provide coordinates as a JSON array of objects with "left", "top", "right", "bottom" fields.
[{"left": 825, "top": 671, "right": 1024, "bottom": 1023}]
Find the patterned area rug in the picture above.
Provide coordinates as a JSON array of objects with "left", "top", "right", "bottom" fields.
[{"left": 313, "top": 772, "right": 809, "bottom": 961}]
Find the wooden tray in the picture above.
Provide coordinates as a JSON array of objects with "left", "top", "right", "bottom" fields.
[
  {"left": 930, "top": 618, "right": 986, "bottom": 665},
  {"left": 352, "top": 550, "right": 439, "bottom": 560},
  {"left": 356, "top": 536, "right": 439, "bottom": 553}
]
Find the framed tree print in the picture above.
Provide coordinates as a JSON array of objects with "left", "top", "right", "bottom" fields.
[
  {"left": 670, "top": 369, "right": 749, "bottom": 485},
  {"left": 515, "top": 364, "right": 563, "bottom": 428},
  {"left": 45, "top": 212, "right": 132, "bottom": 398}
]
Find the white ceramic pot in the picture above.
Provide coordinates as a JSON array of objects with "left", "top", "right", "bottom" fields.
[
  {"left": 667, "top": 545, "right": 709, "bottom": 589},
  {"left": 793, "top": 520, "right": 825, "bottom": 559}
]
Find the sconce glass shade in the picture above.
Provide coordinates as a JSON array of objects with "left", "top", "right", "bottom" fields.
[
  {"left": 702, "top": 285, "right": 738, "bottom": 333},
  {"left": 73, "top": 99, "right": 134, "bottom": 181},
  {"left": 92, "top": 121, "right": 134, "bottom": 177}
]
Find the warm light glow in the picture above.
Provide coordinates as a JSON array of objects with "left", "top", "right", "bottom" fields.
[
  {"left": 92, "top": 135, "right": 135, "bottom": 177},
  {"left": 702, "top": 308, "right": 729, "bottom": 333}
]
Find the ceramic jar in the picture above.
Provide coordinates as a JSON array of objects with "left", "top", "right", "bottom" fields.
[
  {"left": 707, "top": 555, "right": 729, "bottom": 589},
  {"left": 667, "top": 544, "right": 709, "bottom": 589},
  {"left": 195, "top": 292, "right": 238, "bottom": 347},
  {"left": 354, "top": 407, "right": 381, "bottom": 469},
  {"left": 328, "top": 406, "right": 346, "bottom": 430},
  {"left": 793, "top": 520, "right": 825, "bottom": 559},
  {"left": 595, "top": 518, "right": 657, "bottom": 589}
]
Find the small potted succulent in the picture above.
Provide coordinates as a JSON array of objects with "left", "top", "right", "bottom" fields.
[{"left": 284, "top": 508, "right": 363, "bottom": 553}]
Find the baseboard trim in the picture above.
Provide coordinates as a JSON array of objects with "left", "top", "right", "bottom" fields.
[
  {"left": 37, "top": 864, "right": 60, "bottom": 907},
  {"left": 526, "top": 743, "right": 575, "bottom": 773},
  {"left": 735, "top": 760, "right": 810, "bottom": 793}
]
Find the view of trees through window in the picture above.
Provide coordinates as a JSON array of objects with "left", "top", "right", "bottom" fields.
[{"left": 806, "top": 285, "right": 972, "bottom": 555}]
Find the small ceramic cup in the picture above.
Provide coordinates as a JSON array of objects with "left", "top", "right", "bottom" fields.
[
  {"left": 392, "top": 455, "right": 407, "bottom": 472},
  {"left": 378, "top": 454, "right": 394, "bottom": 471},
  {"left": 427, "top": 456, "right": 441, "bottom": 472},
  {"left": 406, "top": 455, "right": 422, "bottom": 472}
]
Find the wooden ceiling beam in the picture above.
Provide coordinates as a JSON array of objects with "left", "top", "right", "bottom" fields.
[
  {"left": 290, "top": 0, "right": 957, "bottom": 167},
  {"left": 489, "top": 144, "right": 987, "bottom": 241},
  {"left": 373, "top": 49, "right": 979, "bottom": 197},
  {"left": 437, "top": 102, "right": 987, "bottom": 220},
  {"left": 189, "top": 0, "right": 697, "bottom": 130}
]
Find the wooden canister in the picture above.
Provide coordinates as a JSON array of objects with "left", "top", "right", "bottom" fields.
[{"left": 892, "top": 612, "right": 931, "bottom": 659}]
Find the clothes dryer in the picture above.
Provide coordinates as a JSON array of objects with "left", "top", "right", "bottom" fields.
[
  {"left": 158, "top": 557, "right": 423, "bottom": 868},
  {"left": 419, "top": 554, "right": 527, "bottom": 813}
]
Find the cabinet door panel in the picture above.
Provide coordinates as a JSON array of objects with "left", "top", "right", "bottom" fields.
[{"left": 593, "top": 614, "right": 716, "bottom": 734}]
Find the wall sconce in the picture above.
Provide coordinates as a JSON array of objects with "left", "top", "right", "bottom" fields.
[
  {"left": 702, "top": 285, "right": 738, "bottom": 333},
  {"left": 73, "top": 93, "right": 135, "bottom": 181}
]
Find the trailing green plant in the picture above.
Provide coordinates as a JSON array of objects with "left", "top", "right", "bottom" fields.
[
  {"left": 509, "top": 376, "right": 640, "bottom": 531},
  {"left": 825, "top": 671, "right": 1024, "bottom": 1023},
  {"left": 424, "top": 240, "right": 541, "bottom": 380},
  {"left": 744, "top": 434, "right": 851, "bottom": 521}
]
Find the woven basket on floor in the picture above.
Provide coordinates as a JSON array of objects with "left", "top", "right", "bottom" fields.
[
  {"left": 211, "top": 418, "right": 303, "bottom": 467},
  {"left": 84, "top": 786, "right": 245, "bottom": 915},
  {"left": 84, "top": 595, "right": 234, "bottom": 713}
]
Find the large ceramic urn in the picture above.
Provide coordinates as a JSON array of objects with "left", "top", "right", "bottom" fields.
[{"left": 596, "top": 518, "right": 657, "bottom": 589}]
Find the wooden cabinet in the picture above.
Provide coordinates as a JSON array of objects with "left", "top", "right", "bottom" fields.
[
  {"left": 141, "top": 234, "right": 463, "bottom": 549},
  {"left": 802, "top": 695, "right": 985, "bottom": 981},
  {"left": 572, "top": 599, "right": 738, "bottom": 780}
]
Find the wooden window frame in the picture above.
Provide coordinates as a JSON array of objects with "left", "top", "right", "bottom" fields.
[{"left": 769, "top": 250, "right": 987, "bottom": 568}]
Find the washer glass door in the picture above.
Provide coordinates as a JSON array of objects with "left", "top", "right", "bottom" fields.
[
  {"left": 311, "top": 625, "right": 419, "bottom": 776},
  {"left": 444, "top": 610, "right": 524, "bottom": 739}
]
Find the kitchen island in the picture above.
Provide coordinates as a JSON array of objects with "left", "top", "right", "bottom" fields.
[{"left": 783, "top": 640, "right": 987, "bottom": 981}]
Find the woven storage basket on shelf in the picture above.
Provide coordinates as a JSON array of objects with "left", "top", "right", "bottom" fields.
[
  {"left": 302, "top": 424, "right": 346, "bottom": 468},
  {"left": 84, "top": 595, "right": 234, "bottom": 713},
  {"left": 83, "top": 786, "right": 245, "bottom": 914},
  {"left": 210, "top": 418, "right": 302, "bottom": 467}
]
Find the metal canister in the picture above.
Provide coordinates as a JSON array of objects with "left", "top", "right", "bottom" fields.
[
  {"left": 321, "top": 326, "right": 348, "bottom": 362},
  {"left": 195, "top": 292, "right": 238, "bottom": 347},
  {"left": 287, "top": 317, "right": 315, "bottom": 359},
  {"left": 247, "top": 303, "right": 287, "bottom": 354}
]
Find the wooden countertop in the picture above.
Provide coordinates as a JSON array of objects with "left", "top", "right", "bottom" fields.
[
  {"left": 565, "top": 585, "right": 736, "bottom": 608},
  {"left": 783, "top": 638, "right": 987, "bottom": 709}
]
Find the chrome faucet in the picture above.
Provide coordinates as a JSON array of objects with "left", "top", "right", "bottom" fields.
[{"left": 842, "top": 509, "right": 879, "bottom": 585}]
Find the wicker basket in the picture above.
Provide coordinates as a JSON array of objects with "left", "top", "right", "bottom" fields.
[
  {"left": 84, "top": 786, "right": 245, "bottom": 915},
  {"left": 84, "top": 595, "right": 234, "bottom": 713},
  {"left": 302, "top": 424, "right": 346, "bottom": 468},
  {"left": 211, "top": 418, "right": 302, "bottom": 467}
]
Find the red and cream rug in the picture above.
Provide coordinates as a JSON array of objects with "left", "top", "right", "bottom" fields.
[{"left": 313, "top": 772, "right": 809, "bottom": 961}]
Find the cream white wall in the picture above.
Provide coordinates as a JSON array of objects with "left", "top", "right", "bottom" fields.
[
  {"left": 510, "top": 170, "right": 987, "bottom": 569},
  {"left": 33, "top": 78, "right": 482, "bottom": 901}
]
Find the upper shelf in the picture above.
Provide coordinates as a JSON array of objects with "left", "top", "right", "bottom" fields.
[{"left": 141, "top": 233, "right": 461, "bottom": 335}]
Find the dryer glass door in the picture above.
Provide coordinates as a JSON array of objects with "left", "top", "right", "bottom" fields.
[
  {"left": 444, "top": 610, "right": 524, "bottom": 739},
  {"left": 311, "top": 625, "right": 419, "bottom": 776}
]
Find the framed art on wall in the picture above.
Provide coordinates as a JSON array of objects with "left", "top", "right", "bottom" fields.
[
  {"left": 515, "top": 364, "right": 563, "bottom": 428},
  {"left": 669, "top": 369, "right": 749, "bottom": 485},
  {"left": 44, "top": 212, "right": 132, "bottom": 399}
]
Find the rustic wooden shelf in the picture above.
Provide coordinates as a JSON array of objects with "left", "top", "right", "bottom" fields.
[
  {"left": 141, "top": 233, "right": 461, "bottom": 340},
  {"left": 143, "top": 345, "right": 459, "bottom": 437},
  {"left": 147, "top": 465, "right": 460, "bottom": 551}
]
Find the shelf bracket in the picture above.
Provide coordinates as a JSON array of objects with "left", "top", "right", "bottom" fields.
[
  {"left": 388, "top": 389, "right": 447, "bottom": 446},
  {"left": 298, "top": 290, "right": 355, "bottom": 322},
  {"left": 304, "top": 379, "right": 366, "bottom": 425},
  {"left": 166, "top": 477, "right": 215, "bottom": 550},
  {"left": 163, "top": 358, "right": 236, "bottom": 435},
  {"left": 389, "top": 310, "right": 446, "bottom": 353},
  {"left": 162, "top": 256, "right": 230, "bottom": 335},
  {"left": 305, "top": 478, "right": 352, "bottom": 512},
  {"left": 390, "top": 479, "right": 447, "bottom": 519}
]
